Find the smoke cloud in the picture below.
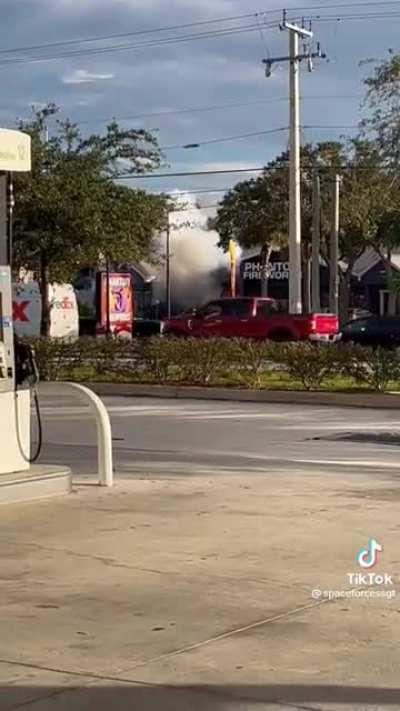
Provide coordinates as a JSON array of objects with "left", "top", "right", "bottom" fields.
[{"left": 154, "top": 194, "right": 228, "bottom": 313}]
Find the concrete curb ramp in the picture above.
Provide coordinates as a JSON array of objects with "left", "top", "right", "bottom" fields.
[{"left": 84, "top": 382, "right": 400, "bottom": 409}]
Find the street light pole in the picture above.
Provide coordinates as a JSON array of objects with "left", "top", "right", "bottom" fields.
[
  {"left": 329, "top": 174, "right": 340, "bottom": 316},
  {"left": 166, "top": 216, "right": 171, "bottom": 319},
  {"left": 311, "top": 171, "right": 321, "bottom": 312}
]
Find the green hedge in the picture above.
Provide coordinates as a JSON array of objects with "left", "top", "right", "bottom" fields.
[{"left": 24, "top": 336, "right": 400, "bottom": 392}]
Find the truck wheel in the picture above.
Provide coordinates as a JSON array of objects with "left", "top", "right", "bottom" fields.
[{"left": 267, "top": 329, "right": 295, "bottom": 342}]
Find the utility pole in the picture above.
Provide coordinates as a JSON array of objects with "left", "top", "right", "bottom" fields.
[
  {"left": 288, "top": 27, "right": 302, "bottom": 314},
  {"left": 263, "top": 15, "right": 325, "bottom": 314},
  {"left": 166, "top": 215, "right": 171, "bottom": 319},
  {"left": 329, "top": 174, "right": 340, "bottom": 316},
  {"left": 311, "top": 171, "right": 321, "bottom": 312}
]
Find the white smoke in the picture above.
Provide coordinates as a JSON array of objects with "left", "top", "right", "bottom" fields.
[{"left": 154, "top": 193, "right": 228, "bottom": 312}]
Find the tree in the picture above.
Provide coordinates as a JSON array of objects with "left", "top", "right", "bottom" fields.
[
  {"left": 213, "top": 142, "right": 341, "bottom": 306},
  {"left": 337, "top": 139, "right": 398, "bottom": 316},
  {"left": 13, "top": 104, "right": 168, "bottom": 334},
  {"left": 363, "top": 52, "right": 400, "bottom": 167},
  {"left": 361, "top": 53, "right": 400, "bottom": 313},
  {"left": 213, "top": 140, "right": 400, "bottom": 319}
]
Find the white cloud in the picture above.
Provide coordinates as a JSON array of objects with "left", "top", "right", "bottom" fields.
[{"left": 62, "top": 69, "right": 115, "bottom": 84}]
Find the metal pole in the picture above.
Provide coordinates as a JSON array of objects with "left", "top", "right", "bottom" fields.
[
  {"left": 230, "top": 256, "right": 236, "bottom": 297},
  {"left": 329, "top": 174, "right": 340, "bottom": 315},
  {"left": 260, "top": 245, "right": 269, "bottom": 298},
  {"left": 311, "top": 171, "right": 321, "bottom": 312},
  {"left": 105, "top": 258, "right": 111, "bottom": 335},
  {"left": 7, "top": 173, "right": 14, "bottom": 270},
  {"left": 166, "top": 217, "right": 171, "bottom": 319},
  {"left": 289, "top": 28, "right": 302, "bottom": 314}
]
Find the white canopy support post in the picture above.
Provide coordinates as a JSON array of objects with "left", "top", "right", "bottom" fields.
[{"left": 63, "top": 382, "right": 113, "bottom": 487}]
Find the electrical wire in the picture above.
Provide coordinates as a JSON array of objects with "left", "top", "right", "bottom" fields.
[
  {"left": 0, "top": 12, "right": 267, "bottom": 55},
  {"left": 75, "top": 94, "right": 361, "bottom": 126},
  {"left": 0, "top": 21, "right": 279, "bottom": 67},
  {"left": 116, "top": 163, "right": 394, "bottom": 179},
  {"left": 158, "top": 124, "right": 359, "bottom": 152},
  {"left": 1, "top": 5, "right": 399, "bottom": 67},
  {"left": 118, "top": 167, "right": 266, "bottom": 179},
  {"left": 1, "top": 0, "right": 399, "bottom": 59},
  {"left": 310, "top": 10, "right": 400, "bottom": 21},
  {"left": 160, "top": 126, "right": 289, "bottom": 151},
  {"left": 158, "top": 188, "right": 236, "bottom": 195}
]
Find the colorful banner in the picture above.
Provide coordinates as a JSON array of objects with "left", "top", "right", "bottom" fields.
[
  {"left": 228, "top": 240, "right": 237, "bottom": 297},
  {"left": 99, "top": 273, "right": 133, "bottom": 337}
]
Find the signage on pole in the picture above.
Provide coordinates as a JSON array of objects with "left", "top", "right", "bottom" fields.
[
  {"left": 0, "top": 129, "right": 31, "bottom": 172},
  {"left": 99, "top": 273, "right": 133, "bottom": 337}
]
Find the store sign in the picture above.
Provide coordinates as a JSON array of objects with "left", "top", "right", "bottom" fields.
[
  {"left": 0, "top": 129, "right": 31, "bottom": 172},
  {"left": 243, "top": 261, "right": 290, "bottom": 281},
  {"left": 99, "top": 273, "right": 133, "bottom": 337}
]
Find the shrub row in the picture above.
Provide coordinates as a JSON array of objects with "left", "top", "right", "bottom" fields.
[{"left": 24, "top": 336, "right": 400, "bottom": 392}]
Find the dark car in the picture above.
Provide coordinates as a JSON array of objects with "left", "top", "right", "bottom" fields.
[
  {"left": 340, "top": 316, "right": 400, "bottom": 348},
  {"left": 133, "top": 318, "right": 161, "bottom": 337}
]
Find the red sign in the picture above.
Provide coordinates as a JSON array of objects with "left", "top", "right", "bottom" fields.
[
  {"left": 99, "top": 273, "right": 133, "bottom": 336},
  {"left": 13, "top": 300, "right": 30, "bottom": 322}
]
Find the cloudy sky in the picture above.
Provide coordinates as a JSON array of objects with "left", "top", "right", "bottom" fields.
[{"left": 1, "top": 0, "right": 398, "bottom": 199}]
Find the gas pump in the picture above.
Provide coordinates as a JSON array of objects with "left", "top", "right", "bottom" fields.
[
  {"left": 0, "top": 129, "right": 33, "bottom": 475},
  {"left": 0, "top": 265, "right": 14, "bottom": 391}
]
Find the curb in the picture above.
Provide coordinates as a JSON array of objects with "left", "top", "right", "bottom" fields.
[{"left": 83, "top": 382, "right": 400, "bottom": 409}]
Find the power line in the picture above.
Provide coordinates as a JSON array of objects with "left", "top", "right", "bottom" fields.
[
  {"left": 117, "top": 163, "right": 394, "bottom": 179},
  {"left": 160, "top": 126, "right": 289, "bottom": 151},
  {"left": 168, "top": 203, "right": 221, "bottom": 210},
  {"left": 312, "top": 9, "right": 400, "bottom": 21},
  {"left": 156, "top": 188, "right": 238, "bottom": 195},
  {"left": 0, "top": 12, "right": 263, "bottom": 55},
  {"left": 1, "top": 6, "right": 399, "bottom": 67},
  {"left": 159, "top": 124, "right": 360, "bottom": 152},
  {"left": 289, "top": 0, "right": 400, "bottom": 8},
  {"left": 76, "top": 94, "right": 361, "bottom": 126},
  {"left": 0, "top": 21, "right": 279, "bottom": 67},
  {"left": 118, "top": 167, "right": 266, "bottom": 179},
  {"left": 2, "top": 1, "right": 399, "bottom": 58},
  {"left": 78, "top": 97, "right": 289, "bottom": 125}
]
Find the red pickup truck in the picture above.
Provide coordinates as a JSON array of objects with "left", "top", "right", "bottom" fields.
[{"left": 161, "top": 298, "right": 338, "bottom": 341}]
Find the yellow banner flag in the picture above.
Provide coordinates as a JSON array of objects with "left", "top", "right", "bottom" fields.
[
  {"left": 228, "top": 240, "right": 237, "bottom": 297},
  {"left": 228, "top": 239, "right": 237, "bottom": 265}
]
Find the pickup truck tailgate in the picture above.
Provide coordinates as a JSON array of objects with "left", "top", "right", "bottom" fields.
[{"left": 312, "top": 313, "right": 338, "bottom": 334}]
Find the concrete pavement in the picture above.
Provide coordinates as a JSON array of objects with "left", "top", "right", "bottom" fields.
[{"left": 1, "top": 466, "right": 400, "bottom": 709}]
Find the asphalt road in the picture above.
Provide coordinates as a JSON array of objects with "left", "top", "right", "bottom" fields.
[{"left": 36, "top": 384, "right": 400, "bottom": 480}]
